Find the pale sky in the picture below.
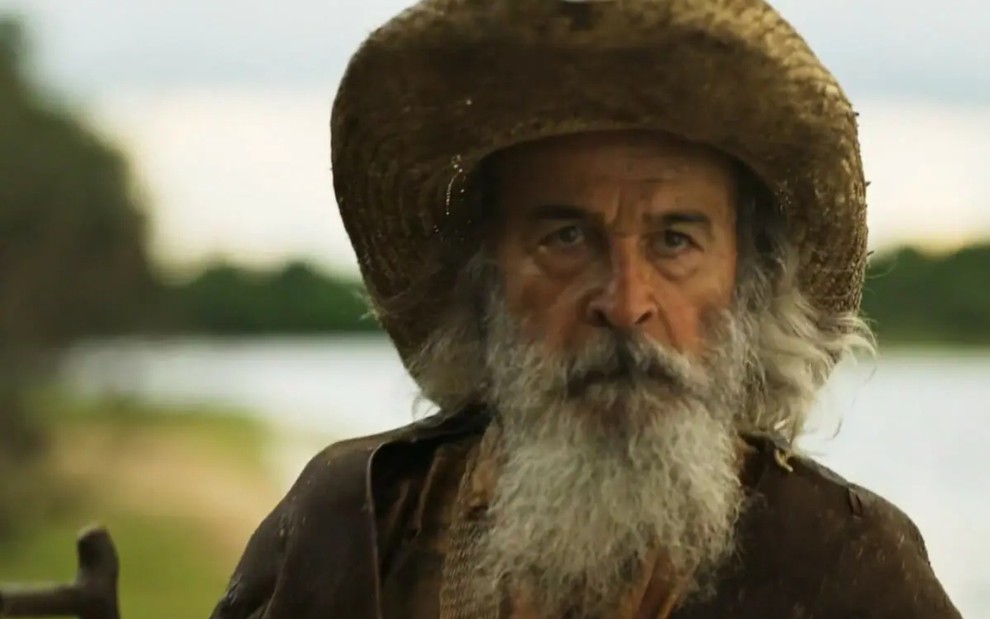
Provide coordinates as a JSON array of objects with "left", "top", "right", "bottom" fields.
[{"left": 3, "top": 0, "right": 990, "bottom": 274}]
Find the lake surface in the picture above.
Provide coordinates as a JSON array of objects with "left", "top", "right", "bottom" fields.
[{"left": 60, "top": 336, "right": 990, "bottom": 616}]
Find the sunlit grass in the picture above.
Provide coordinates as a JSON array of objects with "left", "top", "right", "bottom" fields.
[
  {"left": 0, "top": 510, "right": 229, "bottom": 619},
  {"left": 0, "top": 396, "right": 274, "bottom": 619},
  {"left": 32, "top": 392, "right": 270, "bottom": 472}
]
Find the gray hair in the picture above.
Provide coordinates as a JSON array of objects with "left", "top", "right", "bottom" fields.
[{"left": 408, "top": 187, "right": 875, "bottom": 447}]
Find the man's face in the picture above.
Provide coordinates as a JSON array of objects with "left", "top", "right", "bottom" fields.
[
  {"left": 492, "top": 131, "right": 739, "bottom": 359},
  {"left": 467, "top": 132, "right": 749, "bottom": 616}
]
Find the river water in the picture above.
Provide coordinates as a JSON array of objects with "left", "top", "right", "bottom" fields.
[{"left": 60, "top": 336, "right": 990, "bottom": 616}]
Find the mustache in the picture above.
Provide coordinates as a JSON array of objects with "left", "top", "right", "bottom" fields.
[{"left": 563, "top": 331, "right": 691, "bottom": 398}]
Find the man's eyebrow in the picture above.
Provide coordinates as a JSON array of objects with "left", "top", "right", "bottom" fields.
[{"left": 648, "top": 211, "right": 712, "bottom": 228}]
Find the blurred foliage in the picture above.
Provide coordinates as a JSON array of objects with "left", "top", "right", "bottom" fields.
[
  {"left": 0, "top": 17, "right": 157, "bottom": 536},
  {"left": 161, "top": 260, "right": 380, "bottom": 334},
  {"left": 0, "top": 19, "right": 156, "bottom": 350},
  {"left": 862, "top": 243, "right": 990, "bottom": 347}
]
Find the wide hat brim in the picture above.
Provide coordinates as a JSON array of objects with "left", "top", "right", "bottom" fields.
[{"left": 331, "top": 0, "right": 868, "bottom": 363}]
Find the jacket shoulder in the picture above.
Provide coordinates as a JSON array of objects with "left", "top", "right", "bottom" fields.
[
  {"left": 746, "top": 438, "right": 960, "bottom": 618},
  {"left": 746, "top": 435, "right": 918, "bottom": 530},
  {"left": 292, "top": 410, "right": 489, "bottom": 494},
  {"left": 765, "top": 446, "right": 926, "bottom": 550},
  {"left": 754, "top": 441, "right": 928, "bottom": 559}
]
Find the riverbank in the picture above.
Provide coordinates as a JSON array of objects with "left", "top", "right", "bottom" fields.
[{"left": 0, "top": 399, "right": 284, "bottom": 619}]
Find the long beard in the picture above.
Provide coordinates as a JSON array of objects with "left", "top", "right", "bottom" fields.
[{"left": 475, "top": 301, "right": 751, "bottom": 617}]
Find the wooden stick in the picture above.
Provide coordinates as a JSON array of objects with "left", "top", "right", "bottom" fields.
[{"left": 0, "top": 525, "right": 121, "bottom": 619}]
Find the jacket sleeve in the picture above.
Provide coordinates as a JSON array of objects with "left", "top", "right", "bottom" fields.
[
  {"left": 208, "top": 505, "right": 282, "bottom": 619},
  {"left": 207, "top": 439, "right": 381, "bottom": 619},
  {"left": 840, "top": 485, "right": 962, "bottom": 619},
  {"left": 207, "top": 453, "right": 312, "bottom": 619}
]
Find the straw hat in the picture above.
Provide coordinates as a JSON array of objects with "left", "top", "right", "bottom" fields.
[{"left": 331, "top": 0, "right": 867, "bottom": 362}]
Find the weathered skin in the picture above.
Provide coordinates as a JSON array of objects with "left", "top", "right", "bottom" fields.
[{"left": 490, "top": 132, "right": 740, "bottom": 360}]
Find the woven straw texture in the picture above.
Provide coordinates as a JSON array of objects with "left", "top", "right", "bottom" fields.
[{"left": 331, "top": 0, "right": 868, "bottom": 363}]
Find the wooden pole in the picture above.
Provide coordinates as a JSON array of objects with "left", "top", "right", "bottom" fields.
[{"left": 0, "top": 525, "right": 120, "bottom": 619}]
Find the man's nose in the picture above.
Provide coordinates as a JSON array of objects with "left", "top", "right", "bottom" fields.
[{"left": 586, "top": 242, "right": 657, "bottom": 330}]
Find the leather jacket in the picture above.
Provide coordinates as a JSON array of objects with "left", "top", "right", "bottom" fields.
[{"left": 209, "top": 411, "right": 961, "bottom": 619}]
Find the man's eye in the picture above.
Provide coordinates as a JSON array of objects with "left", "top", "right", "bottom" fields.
[
  {"left": 542, "top": 225, "right": 586, "bottom": 248},
  {"left": 655, "top": 230, "right": 694, "bottom": 254}
]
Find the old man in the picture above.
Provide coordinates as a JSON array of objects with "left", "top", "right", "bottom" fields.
[{"left": 211, "top": 1, "right": 961, "bottom": 618}]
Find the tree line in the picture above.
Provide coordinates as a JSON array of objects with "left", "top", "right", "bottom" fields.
[
  {"left": 157, "top": 247, "right": 990, "bottom": 347},
  {"left": 862, "top": 244, "right": 990, "bottom": 347},
  {"left": 159, "top": 261, "right": 379, "bottom": 334}
]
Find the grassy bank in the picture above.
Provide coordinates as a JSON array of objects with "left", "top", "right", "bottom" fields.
[{"left": 0, "top": 398, "right": 282, "bottom": 619}]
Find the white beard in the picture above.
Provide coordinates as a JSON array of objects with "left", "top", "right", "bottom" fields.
[{"left": 474, "top": 301, "right": 750, "bottom": 617}]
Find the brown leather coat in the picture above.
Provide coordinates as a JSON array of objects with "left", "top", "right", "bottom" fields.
[{"left": 208, "top": 411, "right": 961, "bottom": 619}]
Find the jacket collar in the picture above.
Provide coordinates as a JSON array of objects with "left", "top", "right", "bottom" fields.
[
  {"left": 361, "top": 409, "right": 492, "bottom": 617},
  {"left": 346, "top": 409, "right": 781, "bottom": 619}
]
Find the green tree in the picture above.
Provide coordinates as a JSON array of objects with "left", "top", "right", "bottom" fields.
[
  {"left": 0, "top": 17, "right": 157, "bottom": 534},
  {"left": 862, "top": 243, "right": 990, "bottom": 346},
  {"left": 167, "top": 261, "right": 378, "bottom": 334}
]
